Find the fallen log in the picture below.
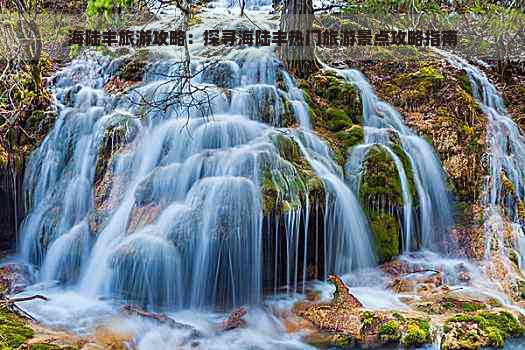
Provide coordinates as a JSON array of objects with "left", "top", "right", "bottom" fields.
[
  {"left": 0, "top": 294, "right": 49, "bottom": 305},
  {"left": 121, "top": 304, "right": 195, "bottom": 331},
  {"left": 0, "top": 293, "right": 49, "bottom": 321}
]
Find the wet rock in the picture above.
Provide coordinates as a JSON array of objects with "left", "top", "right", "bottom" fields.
[
  {"left": 199, "top": 61, "right": 240, "bottom": 89},
  {"left": 0, "top": 263, "right": 34, "bottom": 294},
  {"left": 327, "top": 275, "right": 362, "bottom": 308},
  {"left": 126, "top": 203, "right": 162, "bottom": 234},
  {"left": 218, "top": 307, "right": 247, "bottom": 331},
  {"left": 303, "top": 332, "right": 355, "bottom": 349},
  {"left": 441, "top": 310, "right": 525, "bottom": 350}
]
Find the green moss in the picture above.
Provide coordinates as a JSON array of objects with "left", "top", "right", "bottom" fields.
[
  {"left": 359, "top": 145, "right": 412, "bottom": 262},
  {"left": 0, "top": 309, "right": 34, "bottom": 350},
  {"left": 401, "top": 319, "right": 430, "bottom": 347},
  {"left": 485, "top": 326, "right": 505, "bottom": 347},
  {"left": 260, "top": 134, "right": 325, "bottom": 215},
  {"left": 379, "top": 320, "right": 401, "bottom": 343},
  {"left": 272, "top": 133, "right": 303, "bottom": 165},
  {"left": 445, "top": 311, "right": 524, "bottom": 348},
  {"left": 335, "top": 125, "right": 364, "bottom": 150},
  {"left": 360, "top": 311, "right": 375, "bottom": 328},
  {"left": 461, "top": 302, "right": 485, "bottom": 313},
  {"left": 304, "top": 332, "right": 353, "bottom": 349},
  {"left": 310, "top": 72, "right": 362, "bottom": 126},
  {"left": 457, "top": 73, "right": 473, "bottom": 95},
  {"left": 384, "top": 64, "right": 445, "bottom": 107},
  {"left": 368, "top": 211, "right": 399, "bottom": 263},
  {"left": 360, "top": 146, "right": 413, "bottom": 206},
  {"left": 325, "top": 108, "right": 352, "bottom": 132},
  {"left": 478, "top": 311, "right": 524, "bottom": 336}
]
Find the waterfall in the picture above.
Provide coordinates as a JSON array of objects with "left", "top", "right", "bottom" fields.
[
  {"left": 18, "top": 2, "right": 376, "bottom": 308},
  {"left": 331, "top": 68, "right": 454, "bottom": 252},
  {"left": 441, "top": 51, "right": 525, "bottom": 263},
  {"left": 347, "top": 143, "right": 413, "bottom": 251},
  {"left": 283, "top": 72, "right": 376, "bottom": 274},
  {"left": 442, "top": 52, "right": 525, "bottom": 214}
]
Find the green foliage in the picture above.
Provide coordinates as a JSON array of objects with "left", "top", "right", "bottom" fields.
[{"left": 87, "top": 0, "right": 133, "bottom": 16}]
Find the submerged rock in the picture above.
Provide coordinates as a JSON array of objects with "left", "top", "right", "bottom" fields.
[{"left": 294, "top": 275, "right": 433, "bottom": 349}]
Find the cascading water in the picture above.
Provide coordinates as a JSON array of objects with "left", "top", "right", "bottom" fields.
[
  {"left": 441, "top": 51, "right": 525, "bottom": 271},
  {"left": 17, "top": 0, "right": 378, "bottom": 313},
  {"left": 331, "top": 68, "right": 454, "bottom": 252},
  {"left": 442, "top": 52, "right": 525, "bottom": 216},
  {"left": 282, "top": 72, "right": 376, "bottom": 275},
  {"left": 10, "top": 0, "right": 525, "bottom": 345}
]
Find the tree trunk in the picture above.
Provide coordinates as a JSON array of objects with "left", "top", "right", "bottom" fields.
[{"left": 280, "top": 0, "right": 318, "bottom": 78}]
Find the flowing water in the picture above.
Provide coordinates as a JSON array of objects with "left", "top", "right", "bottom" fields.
[
  {"left": 330, "top": 68, "right": 455, "bottom": 253},
  {"left": 5, "top": 1, "right": 525, "bottom": 348},
  {"left": 441, "top": 51, "right": 525, "bottom": 268}
]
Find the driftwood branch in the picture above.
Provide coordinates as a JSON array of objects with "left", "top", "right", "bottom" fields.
[
  {"left": 121, "top": 304, "right": 196, "bottom": 331},
  {"left": 0, "top": 294, "right": 49, "bottom": 305},
  {"left": 122, "top": 304, "right": 248, "bottom": 333},
  {"left": 0, "top": 293, "right": 50, "bottom": 321}
]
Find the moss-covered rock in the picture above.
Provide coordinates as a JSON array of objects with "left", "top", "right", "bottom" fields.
[
  {"left": 310, "top": 72, "right": 362, "bottom": 123},
  {"left": 360, "top": 61, "right": 487, "bottom": 203},
  {"left": 401, "top": 318, "right": 431, "bottom": 347},
  {"left": 359, "top": 145, "right": 416, "bottom": 262},
  {"left": 295, "top": 70, "right": 364, "bottom": 166},
  {"left": 414, "top": 296, "right": 487, "bottom": 315},
  {"left": 303, "top": 332, "right": 354, "bottom": 349},
  {"left": 260, "top": 133, "right": 325, "bottom": 215},
  {"left": 379, "top": 319, "right": 401, "bottom": 344},
  {"left": 368, "top": 211, "right": 400, "bottom": 263},
  {"left": 335, "top": 125, "right": 364, "bottom": 150},
  {"left": 0, "top": 308, "right": 34, "bottom": 350},
  {"left": 360, "top": 146, "right": 409, "bottom": 207},
  {"left": 457, "top": 72, "right": 473, "bottom": 95},
  {"left": 325, "top": 108, "right": 353, "bottom": 132},
  {"left": 442, "top": 311, "right": 525, "bottom": 350}
]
